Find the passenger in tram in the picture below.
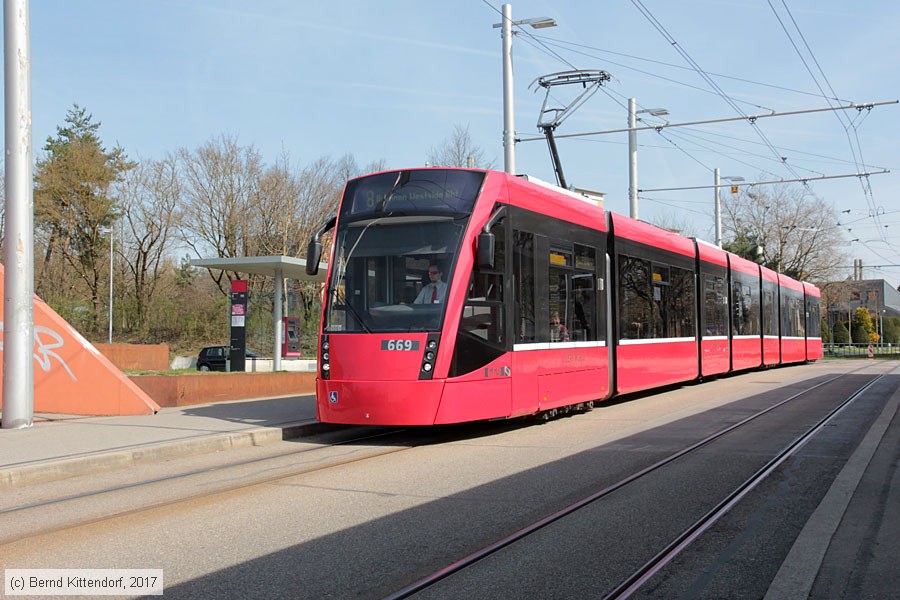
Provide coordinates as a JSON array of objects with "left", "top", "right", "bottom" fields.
[
  {"left": 414, "top": 264, "right": 448, "bottom": 304},
  {"left": 550, "top": 311, "right": 569, "bottom": 342}
]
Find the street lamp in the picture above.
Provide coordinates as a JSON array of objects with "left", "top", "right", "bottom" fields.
[
  {"left": 715, "top": 172, "right": 744, "bottom": 247},
  {"left": 106, "top": 226, "right": 114, "bottom": 344},
  {"left": 627, "top": 99, "right": 669, "bottom": 219},
  {"left": 493, "top": 4, "right": 557, "bottom": 174}
]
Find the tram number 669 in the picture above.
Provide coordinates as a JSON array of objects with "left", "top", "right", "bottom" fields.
[{"left": 381, "top": 340, "right": 420, "bottom": 351}]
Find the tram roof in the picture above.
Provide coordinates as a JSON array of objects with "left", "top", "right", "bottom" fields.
[{"left": 189, "top": 255, "right": 327, "bottom": 282}]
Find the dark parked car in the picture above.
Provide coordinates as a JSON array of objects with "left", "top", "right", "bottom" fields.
[{"left": 196, "top": 346, "right": 263, "bottom": 371}]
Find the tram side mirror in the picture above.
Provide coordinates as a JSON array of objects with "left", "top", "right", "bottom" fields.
[
  {"left": 478, "top": 231, "right": 495, "bottom": 269},
  {"left": 306, "top": 239, "right": 322, "bottom": 276}
]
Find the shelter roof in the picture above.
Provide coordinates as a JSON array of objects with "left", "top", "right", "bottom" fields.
[{"left": 189, "top": 255, "right": 327, "bottom": 282}]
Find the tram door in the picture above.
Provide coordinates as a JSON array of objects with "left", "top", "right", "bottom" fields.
[
  {"left": 510, "top": 228, "right": 604, "bottom": 416},
  {"left": 548, "top": 247, "right": 597, "bottom": 343}
]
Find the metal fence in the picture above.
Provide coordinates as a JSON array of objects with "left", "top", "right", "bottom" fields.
[{"left": 824, "top": 343, "right": 900, "bottom": 358}]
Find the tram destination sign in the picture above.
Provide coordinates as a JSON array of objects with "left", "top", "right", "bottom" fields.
[{"left": 344, "top": 170, "right": 485, "bottom": 217}]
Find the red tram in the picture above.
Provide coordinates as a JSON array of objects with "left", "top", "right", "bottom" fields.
[{"left": 305, "top": 168, "right": 823, "bottom": 426}]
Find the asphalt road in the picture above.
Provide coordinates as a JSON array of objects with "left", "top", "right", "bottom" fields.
[{"left": 1, "top": 361, "right": 896, "bottom": 599}]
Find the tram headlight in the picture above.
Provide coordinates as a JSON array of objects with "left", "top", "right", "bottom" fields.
[
  {"left": 418, "top": 334, "right": 439, "bottom": 380},
  {"left": 320, "top": 335, "right": 330, "bottom": 379}
]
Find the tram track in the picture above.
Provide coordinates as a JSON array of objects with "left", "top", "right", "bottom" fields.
[
  {"left": 382, "top": 365, "right": 894, "bottom": 599},
  {"left": 0, "top": 427, "right": 417, "bottom": 544}
]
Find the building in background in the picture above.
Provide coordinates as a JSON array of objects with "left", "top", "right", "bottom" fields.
[{"left": 823, "top": 278, "right": 900, "bottom": 343}]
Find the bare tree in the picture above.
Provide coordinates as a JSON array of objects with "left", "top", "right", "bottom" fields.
[
  {"left": 117, "top": 156, "right": 182, "bottom": 331},
  {"left": 722, "top": 183, "right": 846, "bottom": 282},
  {"left": 334, "top": 152, "right": 387, "bottom": 183},
  {"left": 177, "top": 134, "right": 263, "bottom": 294},
  {"left": 249, "top": 150, "right": 390, "bottom": 259},
  {"left": 427, "top": 124, "right": 495, "bottom": 169}
]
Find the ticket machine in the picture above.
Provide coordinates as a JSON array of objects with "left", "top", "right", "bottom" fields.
[{"left": 282, "top": 316, "right": 301, "bottom": 358}]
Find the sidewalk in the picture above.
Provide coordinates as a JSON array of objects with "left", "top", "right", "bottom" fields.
[{"left": 0, "top": 393, "right": 336, "bottom": 489}]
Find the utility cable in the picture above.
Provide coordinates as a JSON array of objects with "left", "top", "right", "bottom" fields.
[
  {"left": 630, "top": 0, "right": 805, "bottom": 183},
  {"left": 531, "top": 35, "right": 851, "bottom": 104}
]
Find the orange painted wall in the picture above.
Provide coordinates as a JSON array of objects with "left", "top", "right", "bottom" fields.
[
  {"left": 130, "top": 372, "right": 316, "bottom": 408},
  {"left": 95, "top": 343, "right": 169, "bottom": 371},
  {"left": 0, "top": 265, "right": 160, "bottom": 416}
]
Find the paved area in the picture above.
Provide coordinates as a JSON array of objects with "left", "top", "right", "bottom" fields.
[
  {"left": 0, "top": 393, "right": 332, "bottom": 488},
  {"left": 1, "top": 364, "right": 898, "bottom": 598}
]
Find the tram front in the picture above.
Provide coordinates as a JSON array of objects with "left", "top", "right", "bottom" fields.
[{"left": 313, "top": 168, "right": 489, "bottom": 425}]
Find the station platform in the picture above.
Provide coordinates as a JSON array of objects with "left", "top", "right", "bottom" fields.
[{"left": 0, "top": 393, "right": 330, "bottom": 489}]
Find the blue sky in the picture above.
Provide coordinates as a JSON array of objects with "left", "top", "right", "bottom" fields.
[{"left": 12, "top": 0, "right": 900, "bottom": 286}]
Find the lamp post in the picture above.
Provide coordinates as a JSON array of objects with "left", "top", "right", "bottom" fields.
[
  {"left": 494, "top": 4, "right": 556, "bottom": 174},
  {"left": 627, "top": 99, "right": 668, "bottom": 219},
  {"left": 715, "top": 172, "right": 744, "bottom": 247},
  {"left": 107, "top": 226, "right": 114, "bottom": 344}
]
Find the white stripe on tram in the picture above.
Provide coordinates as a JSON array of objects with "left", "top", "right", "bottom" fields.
[
  {"left": 618, "top": 337, "right": 696, "bottom": 346},
  {"left": 512, "top": 340, "right": 607, "bottom": 352}
]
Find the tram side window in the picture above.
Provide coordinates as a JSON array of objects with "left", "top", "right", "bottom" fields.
[
  {"left": 807, "top": 296, "right": 821, "bottom": 338},
  {"left": 763, "top": 283, "right": 779, "bottom": 336},
  {"left": 514, "top": 231, "right": 536, "bottom": 343},
  {"left": 703, "top": 274, "right": 728, "bottom": 336},
  {"left": 618, "top": 255, "right": 652, "bottom": 340},
  {"left": 732, "top": 282, "right": 751, "bottom": 336},
  {"left": 648, "top": 262, "right": 694, "bottom": 339},
  {"left": 795, "top": 295, "right": 806, "bottom": 337},
  {"left": 453, "top": 221, "right": 506, "bottom": 376},
  {"left": 619, "top": 254, "right": 694, "bottom": 341},
  {"left": 782, "top": 290, "right": 805, "bottom": 338},
  {"left": 660, "top": 266, "right": 695, "bottom": 338},
  {"left": 571, "top": 244, "right": 597, "bottom": 341},
  {"left": 731, "top": 274, "right": 761, "bottom": 336},
  {"left": 460, "top": 236, "right": 504, "bottom": 347}
]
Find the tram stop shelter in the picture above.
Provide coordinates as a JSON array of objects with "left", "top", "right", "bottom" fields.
[{"left": 189, "top": 255, "right": 327, "bottom": 371}]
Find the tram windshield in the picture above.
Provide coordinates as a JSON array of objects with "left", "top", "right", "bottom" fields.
[{"left": 324, "top": 170, "right": 485, "bottom": 333}]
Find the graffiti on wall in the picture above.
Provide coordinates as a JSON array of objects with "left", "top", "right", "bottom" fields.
[{"left": 0, "top": 322, "right": 77, "bottom": 381}]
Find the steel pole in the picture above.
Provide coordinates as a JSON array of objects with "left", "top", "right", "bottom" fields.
[
  {"left": 108, "top": 227, "right": 113, "bottom": 344},
  {"left": 628, "top": 98, "right": 638, "bottom": 219},
  {"left": 501, "top": 3, "right": 515, "bottom": 174},
  {"left": 714, "top": 168, "right": 722, "bottom": 247},
  {"left": 273, "top": 267, "right": 283, "bottom": 372},
  {"left": 2, "top": 0, "right": 34, "bottom": 429}
]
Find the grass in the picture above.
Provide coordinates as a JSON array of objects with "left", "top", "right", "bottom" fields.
[{"left": 124, "top": 368, "right": 199, "bottom": 376}]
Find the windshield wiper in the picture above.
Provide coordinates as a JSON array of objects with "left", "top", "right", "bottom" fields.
[
  {"left": 375, "top": 171, "right": 408, "bottom": 212},
  {"left": 332, "top": 288, "right": 372, "bottom": 334}
]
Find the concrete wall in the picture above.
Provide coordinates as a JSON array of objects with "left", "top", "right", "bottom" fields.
[
  {"left": 96, "top": 343, "right": 169, "bottom": 372},
  {"left": 129, "top": 372, "right": 317, "bottom": 408}
]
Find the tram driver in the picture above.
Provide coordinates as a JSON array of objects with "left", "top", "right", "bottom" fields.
[{"left": 414, "top": 264, "right": 448, "bottom": 304}]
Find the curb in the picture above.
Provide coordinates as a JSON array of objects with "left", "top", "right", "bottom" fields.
[{"left": 0, "top": 420, "right": 341, "bottom": 490}]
